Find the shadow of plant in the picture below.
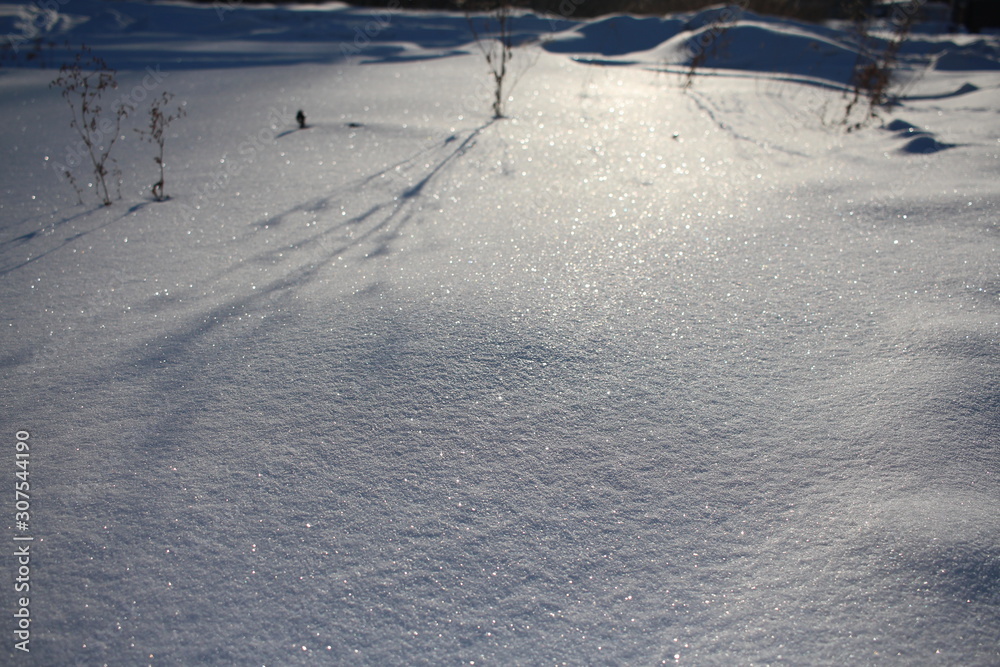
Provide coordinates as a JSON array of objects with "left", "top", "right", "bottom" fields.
[
  {"left": 0, "top": 204, "right": 132, "bottom": 275},
  {"left": 248, "top": 119, "right": 495, "bottom": 268},
  {"left": 109, "top": 118, "right": 499, "bottom": 377}
]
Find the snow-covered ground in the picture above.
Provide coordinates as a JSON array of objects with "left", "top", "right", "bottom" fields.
[{"left": 1, "top": 1, "right": 998, "bottom": 664}]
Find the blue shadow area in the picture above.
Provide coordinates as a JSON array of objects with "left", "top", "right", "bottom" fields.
[
  {"left": 542, "top": 15, "right": 684, "bottom": 56},
  {"left": 0, "top": 0, "right": 581, "bottom": 71}
]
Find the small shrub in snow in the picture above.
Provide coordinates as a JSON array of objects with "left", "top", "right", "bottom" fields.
[
  {"left": 842, "top": 0, "right": 917, "bottom": 129},
  {"left": 49, "top": 44, "right": 129, "bottom": 206},
  {"left": 464, "top": 0, "right": 515, "bottom": 118},
  {"left": 135, "top": 92, "right": 186, "bottom": 202}
]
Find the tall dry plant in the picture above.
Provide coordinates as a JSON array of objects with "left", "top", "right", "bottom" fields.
[
  {"left": 843, "top": 0, "right": 918, "bottom": 130},
  {"left": 466, "top": 0, "right": 516, "bottom": 118},
  {"left": 50, "top": 44, "right": 129, "bottom": 206},
  {"left": 136, "top": 92, "right": 186, "bottom": 202}
]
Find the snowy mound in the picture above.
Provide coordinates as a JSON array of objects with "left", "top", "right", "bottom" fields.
[
  {"left": 546, "top": 6, "right": 1000, "bottom": 89},
  {"left": 543, "top": 14, "right": 686, "bottom": 56},
  {"left": 935, "top": 39, "right": 1000, "bottom": 70},
  {"left": 0, "top": 1, "right": 86, "bottom": 38},
  {"left": 683, "top": 2, "right": 749, "bottom": 30},
  {"left": 657, "top": 20, "right": 860, "bottom": 81}
]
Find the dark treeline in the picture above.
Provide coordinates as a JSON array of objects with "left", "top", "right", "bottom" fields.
[
  {"left": 344, "top": 0, "right": 840, "bottom": 21},
  {"left": 215, "top": 0, "right": 846, "bottom": 21},
  {"left": 188, "top": 0, "right": 997, "bottom": 32}
]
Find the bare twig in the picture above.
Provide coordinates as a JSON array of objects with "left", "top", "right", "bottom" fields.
[
  {"left": 49, "top": 45, "right": 129, "bottom": 206},
  {"left": 136, "top": 92, "right": 186, "bottom": 202},
  {"left": 466, "top": 0, "right": 515, "bottom": 118},
  {"left": 843, "top": 0, "right": 918, "bottom": 130}
]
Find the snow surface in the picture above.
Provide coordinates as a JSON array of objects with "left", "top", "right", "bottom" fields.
[{"left": 1, "top": 1, "right": 999, "bottom": 664}]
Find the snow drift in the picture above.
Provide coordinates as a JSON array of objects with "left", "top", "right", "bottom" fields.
[{"left": 1, "top": 1, "right": 998, "bottom": 664}]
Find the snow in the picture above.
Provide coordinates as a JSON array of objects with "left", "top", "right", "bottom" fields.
[{"left": 1, "top": 0, "right": 998, "bottom": 664}]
